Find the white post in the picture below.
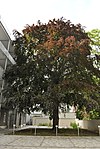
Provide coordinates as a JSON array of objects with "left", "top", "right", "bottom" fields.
[
  {"left": 77, "top": 126, "right": 80, "bottom": 136},
  {"left": 13, "top": 124, "right": 16, "bottom": 135},
  {"left": 34, "top": 126, "right": 37, "bottom": 136},
  {"left": 98, "top": 126, "right": 100, "bottom": 136},
  {"left": 56, "top": 125, "right": 58, "bottom": 136}
]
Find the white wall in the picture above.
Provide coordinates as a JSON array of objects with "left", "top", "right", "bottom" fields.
[
  {"left": 32, "top": 117, "right": 76, "bottom": 128},
  {"left": 32, "top": 117, "right": 52, "bottom": 126},
  {"left": 59, "top": 112, "right": 76, "bottom": 119},
  {"left": 59, "top": 118, "right": 75, "bottom": 128},
  {"left": 76, "top": 119, "right": 100, "bottom": 131}
]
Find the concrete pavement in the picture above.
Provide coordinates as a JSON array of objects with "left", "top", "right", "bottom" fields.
[{"left": 0, "top": 135, "right": 100, "bottom": 149}]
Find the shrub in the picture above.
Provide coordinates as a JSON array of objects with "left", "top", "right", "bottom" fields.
[{"left": 70, "top": 122, "right": 78, "bottom": 129}]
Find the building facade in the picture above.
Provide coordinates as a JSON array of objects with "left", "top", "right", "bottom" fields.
[{"left": 0, "top": 19, "right": 16, "bottom": 127}]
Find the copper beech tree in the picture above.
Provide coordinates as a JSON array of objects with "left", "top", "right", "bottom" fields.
[{"left": 3, "top": 18, "right": 100, "bottom": 129}]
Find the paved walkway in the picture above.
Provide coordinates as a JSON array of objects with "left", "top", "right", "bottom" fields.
[{"left": 0, "top": 135, "right": 100, "bottom": 149}]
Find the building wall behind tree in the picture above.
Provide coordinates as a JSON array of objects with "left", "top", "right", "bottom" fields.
[{"left": 0, "top": 19, "right": 15, "bottom": 127}]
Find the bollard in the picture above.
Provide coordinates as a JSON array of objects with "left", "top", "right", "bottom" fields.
[
  {"left": 56, "top": 125, "right": 58, "bottom": 136},
  {"left": 77, "top": 126, "right": 80, "bottom": 136},
  {"left": 98, "top": 126, "right": 100, "bottom": 136},
  {"left": 13, "top": 124, "right": 16, "bottom": 135},
  {"left": 34, "top": 126, "right": 37, "bottom": 136}
]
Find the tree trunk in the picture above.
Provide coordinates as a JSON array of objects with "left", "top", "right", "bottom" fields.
[{"left": 52, "top": 105, "right": 59, "bottom": 130}]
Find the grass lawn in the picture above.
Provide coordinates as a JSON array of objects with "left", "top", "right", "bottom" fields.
[{"left": 12, "top": 128, "right": 98, "bottom": 136}]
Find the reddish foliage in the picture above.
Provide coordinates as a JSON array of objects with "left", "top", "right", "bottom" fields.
[{"left": 22, "top": 18, "right": 91, "bottom": 56}]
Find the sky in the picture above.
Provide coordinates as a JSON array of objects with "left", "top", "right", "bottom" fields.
[{"left": 0, "top": 0, "right": 100, "bottom": 38}]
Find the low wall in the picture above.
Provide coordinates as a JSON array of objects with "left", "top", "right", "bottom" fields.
[
  {"left": 32, "top": 117, "right": 75, "bottom": 128},
  {"left": 59, "top": 118, "right": 75, "bottom": 128},
  {"left": 76, "top": 119, "right": 100, "bottom": 131},
  {"left": 32, "top": 117, "right": 52, "bottom": 126},
  {"left": 59, "top": 112, "right": 76, "bottom": 119}
]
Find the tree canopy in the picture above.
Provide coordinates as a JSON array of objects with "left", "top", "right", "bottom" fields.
[
  {"left": 3, "top": 18, "right": 100, "bottom": 129},
  {"left": 88, "top": 29, "right": 100, "bottom": 69},
  {"left": 76, "top": 29, "right": 100, "bottom": 120}
]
